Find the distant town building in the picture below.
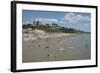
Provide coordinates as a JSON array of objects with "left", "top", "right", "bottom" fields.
[{"left": 33, "top": 21, "right": 42, "bottom": 26}]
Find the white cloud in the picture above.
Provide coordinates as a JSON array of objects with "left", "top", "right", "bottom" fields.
[
  {"left": 35, "top": 18, "right": 58, "bottom": 24},
  {"left": 84, "top": 23, "right": 90, "bottom": 26},
  {"left": 23, "top": 20, "right": 33, "bottom": 24},
  {"left": 59, "top": 21, "right": 66, "bottom": 24},
  {"left": 64, "top": 12, "right": 90, "bottom": 24}
]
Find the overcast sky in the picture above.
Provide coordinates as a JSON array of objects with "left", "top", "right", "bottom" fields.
[{"left": 22, "top": 10, "right": 91, "bottom": 32}]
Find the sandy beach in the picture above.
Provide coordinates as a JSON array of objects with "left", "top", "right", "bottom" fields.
[
  {"left": 23, "top": 32, "right": 77, "bottom": 41},
  {"left": 22, "top": 33, "right": 91, "bottom": 63}
]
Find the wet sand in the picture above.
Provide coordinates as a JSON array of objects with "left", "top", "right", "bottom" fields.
[{"left": 22, "top": 33, "right": 91, "bottom": 63}]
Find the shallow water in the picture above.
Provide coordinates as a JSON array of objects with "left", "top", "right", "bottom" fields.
[{"left": 22, "top": 33, "right": 91, "bottom": 63}]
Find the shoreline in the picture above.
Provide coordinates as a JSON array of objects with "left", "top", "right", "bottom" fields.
[{"left": 23, "top": 33, "right": 78, "bottom": 41}]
